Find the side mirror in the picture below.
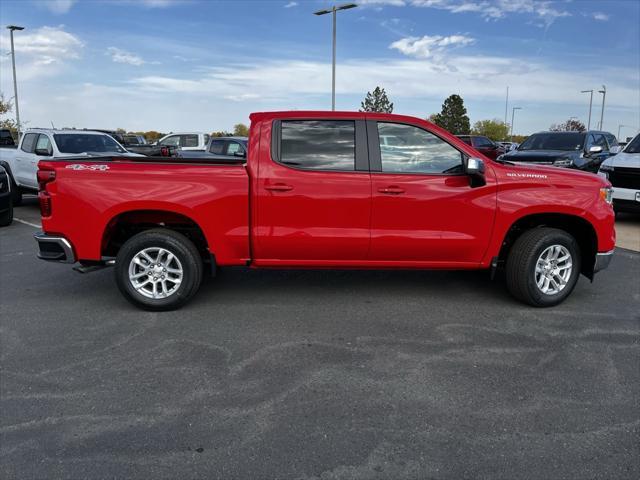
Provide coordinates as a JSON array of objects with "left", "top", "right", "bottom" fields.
[
  {"left": 465, "top": 157, "right": 486, "bottom": 187},
  {"left": 588, "top": 145, "right": 603, "bottom": 155},
  {"left": 234, "top": 150, "right": 246, "bottom": 158},
  {"left": 34, "top": 147, "right": 52, "bottom": 156}
]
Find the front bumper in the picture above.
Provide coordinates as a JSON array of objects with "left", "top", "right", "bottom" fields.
[
  {"left": 34, "top": 232, "right": 76, "bottom": 263},
  {"left": 593, "top": 249, "right": 614, "bottom": 273}
]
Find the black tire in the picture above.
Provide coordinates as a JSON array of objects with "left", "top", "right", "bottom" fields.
[
  {"left": 0, "top": 196, "right": 13, "bottom": 227},
  {"left": 505, "top": 227, "right": 581, "bottom": 307},
  {"left": 115, "top": 228, "right": 204, "bottom": 311},
  {"left": 6, "top": 171, "right": 22, "bottom": 206}
]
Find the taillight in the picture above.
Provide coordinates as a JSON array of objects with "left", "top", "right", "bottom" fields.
[
  {"left": 37, "top": 169, "right": 56, "bottom": 192},
  {"left": 37, "top": 168, "right": 56, "bottom": 217}
]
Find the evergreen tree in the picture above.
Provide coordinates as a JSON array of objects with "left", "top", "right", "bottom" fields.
[
  {"left": 360, "top": 86, "right": 394, "bottom": 113},
  {"left": 431, "top": 94, "right": 470, "bottom": 134}
]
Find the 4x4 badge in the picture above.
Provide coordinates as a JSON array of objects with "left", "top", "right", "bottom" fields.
[{"left": 65, "top": 164, "right": 110, "bottom": 171}]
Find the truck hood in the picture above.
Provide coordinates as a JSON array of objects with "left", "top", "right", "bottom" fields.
[
  {"left": 601, "top": 151, "right": 640, "bottom": 169},
  {"left": 503, "top": 149, "right": 579, "bottom": 163},
  {"left": 496, "top": 159, "right": 605, "bottom": 183}
]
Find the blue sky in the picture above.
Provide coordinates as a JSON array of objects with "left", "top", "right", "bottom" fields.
[{"left": 0, "top": 0, "right": 638, "bottom": 137}]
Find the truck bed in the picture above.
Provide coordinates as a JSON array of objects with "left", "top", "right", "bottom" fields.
[{"left": 39, "top": 156, "right": 250, "bottom": 264}]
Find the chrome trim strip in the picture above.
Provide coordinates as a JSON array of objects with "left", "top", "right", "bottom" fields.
[{"left": 34, "top": 232, "right": 76, "bottom": 264}]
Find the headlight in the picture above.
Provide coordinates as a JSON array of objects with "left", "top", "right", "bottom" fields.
[
  {"left": 598, "top": 164, "right": 614, "bottom": 179},
  {"left": 553, "top": 158, "right": 573, "bottom": 166},
  {"left": 599, "top": 186, "right": 613, "bottom": 205}
]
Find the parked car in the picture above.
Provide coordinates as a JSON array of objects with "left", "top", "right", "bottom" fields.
[
  {"left": 157, "top": 132, "right": 210, "bottom": 151},
  {"left": 0, "top": 129, "right": 143, "bottom": 204},
  {"left": 176, "top": 136, "right": 248, "bottom": 160},
  {"left": 34, "top": 111, "right": 615, "bottom": 311},
  {"left": 1, "top": 129, "right": 16, "bottom": 146},
  {"left": 499, "top": 130, "right": 619, "bottom": 172},
  {"left": 598, "top": 133, "right": 640, "bottom": 213},
  {"left": 456, "top": 135, "right": 506, "bottom": 160},
  {"left": 91, "top": 130, "right": 178, "bottom": 157},
  {"left": 0, "top": 165, "right": 13, "bottom": 226}
]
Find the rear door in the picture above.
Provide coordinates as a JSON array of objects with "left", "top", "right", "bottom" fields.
[
  {"left": 14, "top": 133, "right": 38, "bottom": 187},
  {"left": 369, "top": 121, "right": 496, "bottom": 264},
  {"left": 253, "top": 119, "right": 371, "bottom": 263}
]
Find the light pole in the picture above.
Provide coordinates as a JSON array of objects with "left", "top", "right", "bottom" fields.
[
  {"left": 7, "top": 25, "right": 24, "bottom": 137},
  {"left": 510, "top": 106, "right": 522, "bottom": 141},
  {"left": 580, "top": 89, "right": 593, "bottom": 130},
  {"left": 598, "top": 85, "right": 606, "bottom": 130},
  {"left": 314, "top": 3, "right": 357, "bottom": 111},
  {"left": 504, "top": 86, "right": 509, "bottom": 126}
]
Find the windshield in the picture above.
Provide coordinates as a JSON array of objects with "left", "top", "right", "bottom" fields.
[
  {"left": 624, "top": 134, "right": 640, "bottom": 154},
  {"left": 518, "top": 132, "right": 585, "bottom": 151},
  {"left": 54, "top": 134, "right": 127, "bottom": 154}
]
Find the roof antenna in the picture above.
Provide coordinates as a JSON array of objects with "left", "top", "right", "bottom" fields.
[{"left": 50, "top": 121, "right": 55, "bottom": 129}]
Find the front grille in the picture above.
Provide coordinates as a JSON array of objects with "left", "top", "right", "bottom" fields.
[{"left": 609, "top": 167, "right": 640, "bottom": 190}]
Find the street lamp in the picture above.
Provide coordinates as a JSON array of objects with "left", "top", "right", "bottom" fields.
[
  {"left": 510, "top": 106, "right": 522, "bottom": 140},
  {"left": 598, "top": 85, "right": 606, "bottom": 130},
  {"left": 314, "top": 3, "right": 357, "bottom": 111},
  {"left": 7, "top": 25, "right": 24, "bottom": 137},
  {"left": 580, "top": 89, "right": 593, "bottom": 130}
]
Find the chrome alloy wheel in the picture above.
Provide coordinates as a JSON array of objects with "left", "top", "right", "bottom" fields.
[
  {"left": 128, "top": 247, "right": 183, "bottom": 299},
  {"left": 534, "top": 244, "right": 573, "bottom": 295}
]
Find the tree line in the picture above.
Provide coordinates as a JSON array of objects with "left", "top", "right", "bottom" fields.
[{"left": 1, "top": 89, "right": 586, "bottom": 144}]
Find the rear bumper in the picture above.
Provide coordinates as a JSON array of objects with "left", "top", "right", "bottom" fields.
[
  {"left": 593, "top": 249, "right": 614, "bottom": 273},
  {"left": 34, "top": 232, "right": 76, "bottom": 263}
]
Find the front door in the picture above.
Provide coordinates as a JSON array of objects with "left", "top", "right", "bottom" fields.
[
  {"left": 368, "top": 121, "right": 497, "bottom": 264},
  {"left": 254, "top": 119, "right": 371, "bottom": 264}
]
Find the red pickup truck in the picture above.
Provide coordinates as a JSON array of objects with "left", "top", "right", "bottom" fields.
[{"left": 34, "top": 111, "right": 615, "bottom": 310}]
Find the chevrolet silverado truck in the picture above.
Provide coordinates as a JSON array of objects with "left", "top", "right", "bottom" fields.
[{"left": 34, "top": 111, "right": 615, "bottom": 310}]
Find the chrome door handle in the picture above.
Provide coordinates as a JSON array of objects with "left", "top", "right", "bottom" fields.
[
  {"left": 265, "top": 183, "right": 293, "bottom": 192},
  {"left": 378, "top": 186, "right": 405, "bottom": 195}
]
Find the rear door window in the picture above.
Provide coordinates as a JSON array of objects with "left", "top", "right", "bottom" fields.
[
  {"left": 209, "top": 140, "right": 225, "bottom": 155},
  {"left": 182, "top": 135, "right": 199, "bottom": 148},
  {"left": 473, "top": 136, "right": 493, "bottom": 148},
  {"left": 279, "top": 120, "right": 355, "bottom": 171},
  {"left": 21, "top": 133, "right": 38, "bottom": 153}
]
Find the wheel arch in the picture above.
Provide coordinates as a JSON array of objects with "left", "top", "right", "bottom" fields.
[
  {"left": 497, "top": 212, "right": 598, "bottom": 279},
  {"left": 101, "top": 209, "right": 211, "bottom": 262}
]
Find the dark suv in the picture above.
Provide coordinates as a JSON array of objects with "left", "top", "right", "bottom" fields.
[
  {"left": 456, "top": 135, "right": 506, "bottom": 160},
  {"left": 500, "top": 131, "right": 619, "bottom": 172}
]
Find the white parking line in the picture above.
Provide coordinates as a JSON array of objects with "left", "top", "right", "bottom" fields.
[{"left": 14, "top": 218, "right": 41, "bottom": 229}]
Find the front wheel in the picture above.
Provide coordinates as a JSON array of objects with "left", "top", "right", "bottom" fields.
[
  {"left": 115, "top": 229, "right": 204, "bottom": 311},
  {"left": 505, "top": 227, "right": 581, "bottom": 307}
]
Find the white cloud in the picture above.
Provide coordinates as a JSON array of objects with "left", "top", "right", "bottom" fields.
[
  {"left": 592, "top": 12, "right": 609, "bottom": 22},
  {"left": 39, "top": 0, "right": 77, "bottom": 14},
  {"left": 107, "top": 47, "right": 147, "bottom": 66},
  {"left": 284, "top": 1, "right": 298, "bottom": 8},
  {"left": 390, "top": 34, "right": 475, "bottom": 58},
  {"left": 0, "top": 26, "right": 83, "bottom": 71},
  {"left": 362, "top": 0, "right": 571, "bottom": 27}
]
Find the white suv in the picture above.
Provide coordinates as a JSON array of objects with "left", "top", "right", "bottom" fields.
[{"left": 0, "top": 129, "right": 141, "bottom": 204}]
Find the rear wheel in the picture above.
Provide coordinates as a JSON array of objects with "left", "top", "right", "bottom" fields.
[
  {"left": 505, "top": 227, "right": 581, "bottom": 307},
  {"left": 115, "top": 229, "right": 204, "bottom": 311}
]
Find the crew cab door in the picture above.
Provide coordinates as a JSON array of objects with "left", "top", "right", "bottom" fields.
[
  {"left": 368, "top": 121, "right": 496, "bottom": 264},
  {"left": 253, "top": 119, "right": 371, "bottom": 264},
  {"left": 14, "top": 132, "right": 39, "bottom": 188}
]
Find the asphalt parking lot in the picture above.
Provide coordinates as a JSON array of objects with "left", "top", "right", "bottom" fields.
[{"left": 1, "top": 198, "right": 639, "bottom": 479}]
